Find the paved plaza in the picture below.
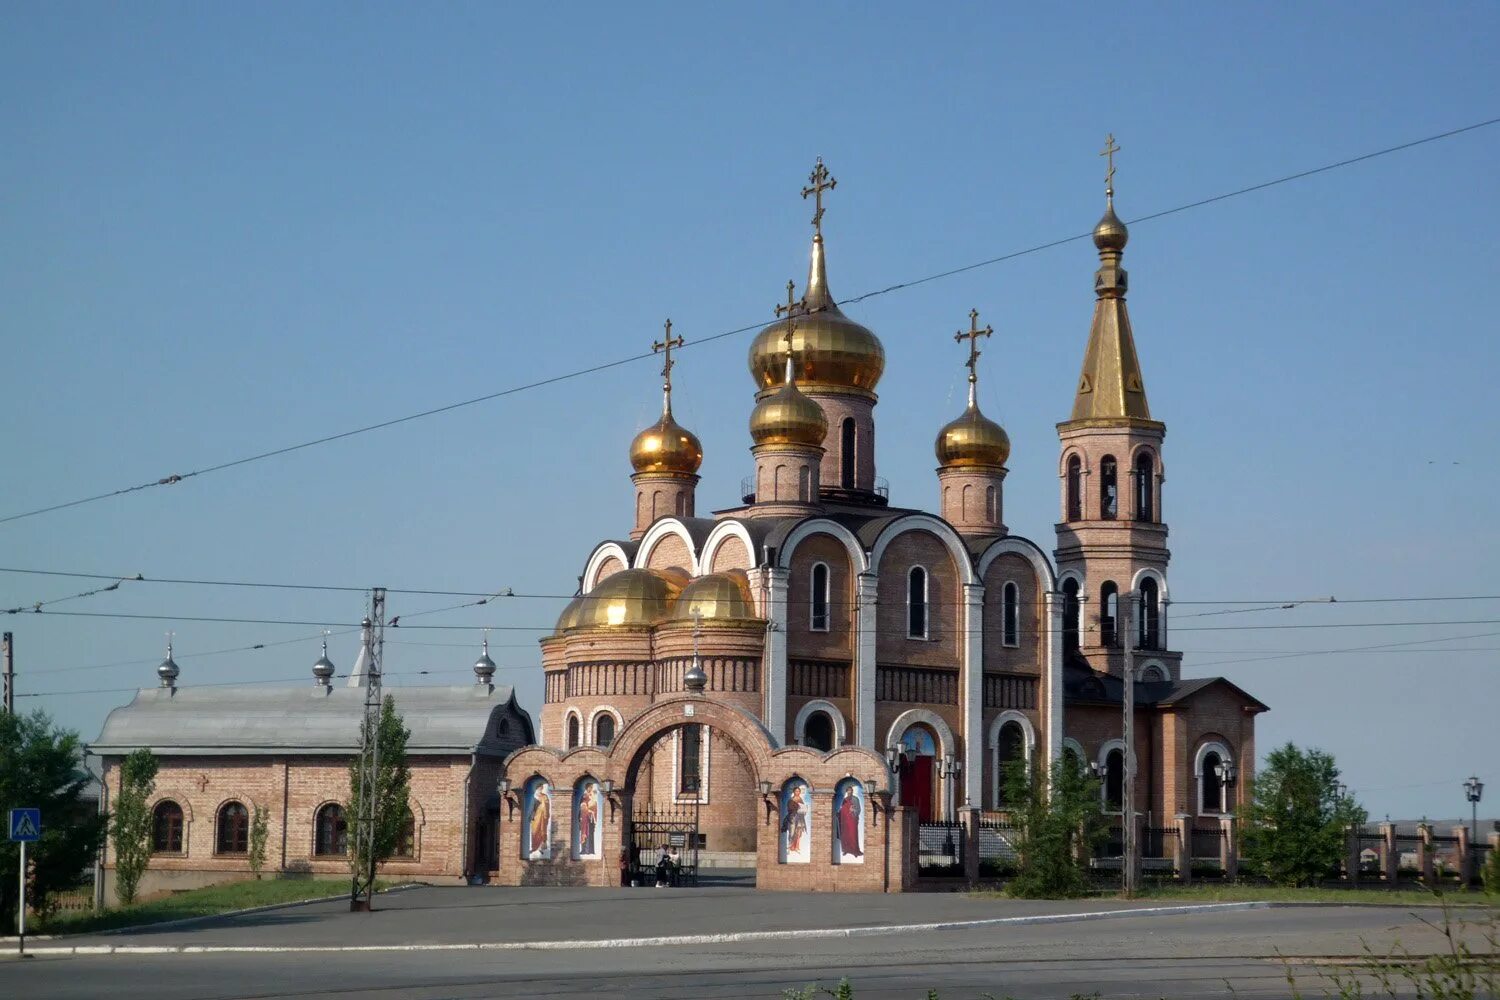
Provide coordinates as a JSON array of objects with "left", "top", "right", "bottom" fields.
[{"left": 1, "top": 886, "right": 1491, "bottom": 998}]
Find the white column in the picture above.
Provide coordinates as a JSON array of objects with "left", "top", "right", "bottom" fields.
[
  {"left": 1043, "top": 590, "right": 1065, "bottom": 788},
  {"left": 962, "top": 582, "right": 984, "bottom": 809},
  {"left": 854, "top": 572, "right": 879, "bottom": 749},
  {"left": 764, "top": 568, "right": 789, "bottom": 745}
]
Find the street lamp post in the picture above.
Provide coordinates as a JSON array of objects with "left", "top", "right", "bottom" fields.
[{"left": 1465, "top": 776, "right": 1484, "bottom": 840}]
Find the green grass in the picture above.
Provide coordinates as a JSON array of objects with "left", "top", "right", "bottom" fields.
[
  {"left": 1135, "top": 883, "right": 1494, "bottom": 906},
  {"left": 36, "top": 878, "right": 396, "bottom": 935}
]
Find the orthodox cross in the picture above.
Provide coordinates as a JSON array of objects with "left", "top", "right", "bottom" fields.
[
  {"left": 801, "top": 157, "right": 837, "bottom": 236},
  {"left": 955, "top": 308, "right": 993, "bottom": 384},
  {"left": 652, "top": 318, "right": 684, "bottom": 395},
  {"left": 1100, "top": 133, "right": 1120, "bottom": 198},
  {"left": 775, "top": 279, "right": 807, "bottom": 377},
  {"left": 164, "top": 630, "right": 175, "bottom": 656}
]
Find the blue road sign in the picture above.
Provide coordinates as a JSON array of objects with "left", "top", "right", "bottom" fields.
[{"left": 9, "top": 808, "right": 40, "bottom": 842}]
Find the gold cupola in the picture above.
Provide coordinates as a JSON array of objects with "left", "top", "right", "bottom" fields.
[
  {"left": 630, "top": 319, "right": 702, "bottom": 474},
  {"left": 750, "top": 308, "right": 829, "bottom": 447},
  {"left": 748, "top": 159, "right": 884, "bottom": 395},
  {"left": 557, "top": 567, "right": 689, "bottom": 631},
  {"left": 936, "top": 309, "right": 1010, "bottom": 468}
]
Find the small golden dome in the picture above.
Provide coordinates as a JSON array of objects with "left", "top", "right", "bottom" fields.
[
  {"left": 750, "top": 382, "right": 828, "bottom": 447},
  {"left": 629, "top": 409, "right": 703, "bottom": 475},
  {"left": 748, "top": 238, "right": 884, "bottom": 393},
  {"left": 560, "top": 568, "right": 687, "bottom": 631},
  {"left": 670, "top": 570, "right": 759, "bottom": 622},
  {"left": 935, "top": 403, "right": 1011, "bottom": 468},
  {"left": 1093, "top": 201, "right": 1129, "bottom": 252}
]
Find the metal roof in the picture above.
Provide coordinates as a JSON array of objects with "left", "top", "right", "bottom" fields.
[{"left": 90, "top": 684, "right": 533, "bottom": 758}]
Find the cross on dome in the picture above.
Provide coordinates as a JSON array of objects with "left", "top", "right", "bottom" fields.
[
  {"left": 1101, "top": 133, "right": 1120, "bottom": 203},
  {"left": 652, "top": 318, "right": 684, "bottom": 413},
  {"left": 801, "top": 157, "right": 837, "bottom": 238}
]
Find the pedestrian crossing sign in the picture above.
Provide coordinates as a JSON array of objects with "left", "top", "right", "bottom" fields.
[{"left": 9, "top": 808, "right": 40, "bottom": 842}]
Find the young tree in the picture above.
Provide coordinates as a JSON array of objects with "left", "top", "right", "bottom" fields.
[
  {"left": 1004, "top": 751, "right": 1105, "bottom": 898},
  {"left": 347, "top": 695, "right": 411, "bottom": 874},
  {"left": 248, "top": 803, "right": 270, "bottom": 879},
  {"left": 1242, "top": 742, "right": 1367, "bottom": 887},
  {"left": 110, "top": 748, "right": 159, "bottom": 905},
  {"left": 0, "top": 711, "right": 107, "bottom": 934}
]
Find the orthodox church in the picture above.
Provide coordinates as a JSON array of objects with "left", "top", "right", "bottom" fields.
[{"left": 498, "top": 153, "right": 1267, "bottom": 890}]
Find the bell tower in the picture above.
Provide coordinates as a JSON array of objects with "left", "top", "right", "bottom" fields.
[{"left": 1054, "top": 136, "right": 1178, "bottom": 681}]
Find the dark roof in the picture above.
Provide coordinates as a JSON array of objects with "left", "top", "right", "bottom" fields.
[{"left": 1064, "top": 666, "right": 1269, "bottom": 712}]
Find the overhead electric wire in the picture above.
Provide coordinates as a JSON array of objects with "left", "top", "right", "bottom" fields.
[{"left": 3, "top": 115, "right": 1496, "bottom": 529}]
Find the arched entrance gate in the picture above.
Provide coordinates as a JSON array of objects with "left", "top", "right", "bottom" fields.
[{"left": 495, "top": 696, "right": 912, "bottom": 892}]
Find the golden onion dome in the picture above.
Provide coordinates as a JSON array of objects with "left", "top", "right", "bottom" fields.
[
  {"left": 748, "top": 238, "right": 884, "bottom": 393},
  {"left": 670, "top": 570, "right": 760, "bottom": 622},
  {"left": 561, "top": 568, "right": 687, "bottom": 631},
  {"left": 629, "top": 408, "right": 703, "bottom": 475},
  {"left": 935, "top": 402, "right": 1011, "bottom": 468},
  {"left": 1092, "top": 201, "right": 1129, "bottom": 252},
  {"left": 750, "top": 381, "right": 828, "bottom": 447}
]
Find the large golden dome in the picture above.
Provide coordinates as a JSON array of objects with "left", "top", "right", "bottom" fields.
[
  {"left": 670, "top": 570, "right": 759, "bottom": 622},
  {"left": 748, "top": 238, "right": 884, "bottom": 394},
  {"left": 557, "top": 568, "right": 687, "bottom": 631},
  {"left": 629, "top": 409, "right": 702, "bottom": 475},
  {"left": 935, "top": 402, "right": 1011, "bottom": 468},
  {"left": 750, "top": 382, "right": 828, "bottom": 447}
]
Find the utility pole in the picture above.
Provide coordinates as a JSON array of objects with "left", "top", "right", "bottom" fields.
[
  {"left": 3, "top": 632, "right": 13, "bottom": 714},
  {"left": 1122, "top": 591, "right": 1138, "bottom": 898},
  {"left": 350, "top": 588, "right": 385, "bottom": 912}
]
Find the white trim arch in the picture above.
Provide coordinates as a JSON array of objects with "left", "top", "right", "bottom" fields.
[
  {"left": 976, "top": 535, "right": 1059, "bottom": 593},
  {"left": 1061, "top": 737, "right": 1086, "bottom": 767},
  {"left": 1138, "top": 660, "right": 1168, "bottom": 682},
  {"left": 1194, "top": 739, "right": 1233, "bottom": 815},
  {"left": 562, "top": 709, "right": 584, "bottom": 750},
  {"left": 1058, "top": 447, "right": 1092, "bottom": 478},
  {"left": 700, "top": 519, "right": 756, "bottom": 574},
  {"left": 582, "top": 542, "right": 633, "bottom": 592},
  {"left": 987, "top": 710, "right": 1035, "bottom": 807},
  {"left": 1129, "top": 567, "right": 1169, "bottom": 603},
  {"left": 587, "top": 705, "right": 623, "bottom": 747},
  {"left": 868, "top": 514, "right": 978, "bottom": 587},
  {"left": 792, "top": 699, "right": 847, "bottom": 749},
  {"left": 886, "top": 708, "right": 959, "bottom": 820},
  {"left": 1097, "top": 738, "right": 1126, "bottom": 814},
  {"left": 776, "top": 518, "right": 869, "bottom": 575},
  {"left": 634, "top": 518, "right": 701, "bottom": 575}
]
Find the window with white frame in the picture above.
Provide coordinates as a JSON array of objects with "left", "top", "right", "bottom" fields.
[
  {"left": 907, "top": 566, "right": 928, "bottom": 639},
  {"left": 810, "top": 563, "right": 830, "bottom": 632}
]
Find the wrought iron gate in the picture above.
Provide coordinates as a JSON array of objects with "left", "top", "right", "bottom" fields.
[{"left": 628, "top": 804, "right": 701, "bottom": 886}]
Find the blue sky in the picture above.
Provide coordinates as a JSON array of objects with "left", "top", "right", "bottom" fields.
[{"left": 2, "top": 3, "right": 1496, "bottom": 821}]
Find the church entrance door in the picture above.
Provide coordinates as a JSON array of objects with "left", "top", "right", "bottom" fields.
[{"left": 900, "top": 755, "right": 936, "bottom": 822}]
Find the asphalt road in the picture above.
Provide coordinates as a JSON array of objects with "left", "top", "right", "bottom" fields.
[{"left": 2, "top": 886, "right": 1490, "bottom": 999}]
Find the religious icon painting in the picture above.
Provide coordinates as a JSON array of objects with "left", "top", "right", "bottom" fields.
[
  {"left": 778, "top": 778, "right": 811, "bottom": 864},
  {"left": 523, "top": 777, "right": 553, "bottom": 861},
  {"left": 832, "top": 778, "right": 865, "bottom": 864},
  {"left": 572, "top": 778, "right": 603, "bottom": 860}
]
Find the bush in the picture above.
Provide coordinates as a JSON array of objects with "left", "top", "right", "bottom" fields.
[
  {"left": 1241, "top": 743, "right": 1366, "bottom": 887},
  {"left": 1003, "top": 753, "right": 1104, "bottom": 899}
]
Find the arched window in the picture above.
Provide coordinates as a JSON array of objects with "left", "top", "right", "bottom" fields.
[
  {"left": 566, "top": 714, "right": 580, "bottom": 749},
  {"left": 1062, "top": 578, "right": 1081, "bottom": 653},
  {"left": 1139, "top": 577, "right": 1161, "bottom": 650},
  {"left": 152, "top": 801, "right": 184, "bottom": 854},
  {"left": 1099, "top": 581, "right": 1119, "bottom": 648},
  {"left": 995, "top": 721, "right": 1027, "bottom": 806},
  {"left": 1066, "top": 455, "right": 1082, "bottom": 522},
  {"left": 216, "top": 801, "right": 249, "bottom": 855},
  {"left": 1139, "top": 663, "right": 1167, "bottom": 683},
  {"left": 907, "top": 567, "right": 928, "bottom": 639},
  {"left": 1001, "top": 582, "right": 1019, "bottom": 647},
  {"left": 1134, "top": 452, "right": 1155, "bottom": 522},
  {"left": 1201, "top": 750, "right": 1225, "bottom": 814},
  {"left": 1100, "top": 456, "right": 1118, "bottom": 520},
  {"left": 1103, "top": 748, "right": 1125, "bottom": 812},
  {"left": 803, "top": 711, "right": 835, "bottom": 751},
  {"left": 594, "top": 713, "right": 616, "bottom": 748},
  {"left": 810, "top": 563, "right": 830, "bottom": 632},
  {"left": 394, "top": 807, "right": 416, "bottom": 858},
  {"left": 314, "top": 803, "right": 348, "bottom": 856},
  {"left": 840, "top": 418, "right": 856, "bottom": 489}
]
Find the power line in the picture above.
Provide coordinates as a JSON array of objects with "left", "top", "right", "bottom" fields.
[{"left": 3, "top": 115, "right": 1496, "bottom": 529}]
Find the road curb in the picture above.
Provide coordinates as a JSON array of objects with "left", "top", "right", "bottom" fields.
[{"left": 7, "top": 900, "right": 1271, "bottom": 957}]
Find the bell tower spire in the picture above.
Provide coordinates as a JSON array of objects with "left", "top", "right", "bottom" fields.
[{"left": 1055, "top": 136, "right": 1176, "bottom": 683}]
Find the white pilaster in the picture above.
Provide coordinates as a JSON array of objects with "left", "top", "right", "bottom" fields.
[
  {"left": 764, "top": 568, "right": 790, "bottom": 745},
  {"left": 854, "top": 571, "right": 879, "bottom": 748},
  {"left": 962, "top": 582, "right": 984, "bottom": 808},
  {"left": 1043, "top": 590, "right": 1065, "bottom": 789}
]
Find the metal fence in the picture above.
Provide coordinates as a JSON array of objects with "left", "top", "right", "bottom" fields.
[
  {"left": 918, "top": 820, "right": 966, "bottom": 875},
  {"left": 1142, "top": 826, "right": 1178, "bottom": 860},
  {"left": 1191, "top": 826, "right": 1224, "bottom": 861}
]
